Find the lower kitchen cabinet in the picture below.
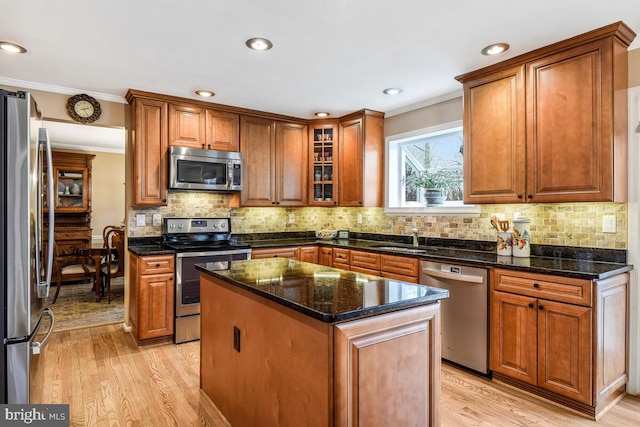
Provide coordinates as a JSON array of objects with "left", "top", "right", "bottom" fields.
[
  {"left": 380, "top": 254, "right": 419, "bottom": 283},
  {"left": 251, "top": 247, "right": 299, "bottom": 260},
  {"left": 490, "top": 268, "right": 628, "bottom": 418},
  {"left": 128, "top": 253, "right": 175, "bottom": 344},
  {"left": 318, "top": 247, "right": 333, "bottom": 266},
  {"left": 298, "top": 246, "right": 319, "bottom": 264},
  {"left": 332, "top": 248, "right": 350, "bottom": 271}
]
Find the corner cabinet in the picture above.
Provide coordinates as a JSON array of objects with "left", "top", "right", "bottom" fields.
[
  {"left": 457, "top": 22, "right": 635, "bottom": 204},
  {"left": 339, "top": 110, "right": 384, "bottom": 207},
  {"left": 490, "top": 268, "right": 629, "bottom": 418},
  {"left": 128, "top": 253, "right": 175, "bottom": 344},
  {"left": 239, "top": 116, "right": 308, "bottom": 207}
]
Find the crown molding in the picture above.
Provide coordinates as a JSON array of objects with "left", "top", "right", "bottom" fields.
[{"left": 0, "top": 77, "right": 126, "bottom": 103}]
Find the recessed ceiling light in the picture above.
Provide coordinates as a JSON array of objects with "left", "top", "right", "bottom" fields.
[
  {"left": 245, "top": 37, "right": 273, "bottom": 51},
  {"left": 314, "top": 112, "right": 330, "bottom": 117},
  {"left": 0, "top": 41, "right": 27, "bottom": 54},
  {"left": 481, "top": 43, "right": 509, "bottom": 56},
  {"left": 383, "top": 88, "right": 403, "bottom": 95},
  {"left": 195, "top": 90, "right": 215, "bottom": 97}
]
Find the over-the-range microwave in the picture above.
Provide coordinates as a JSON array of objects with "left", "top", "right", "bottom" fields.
[{"left": 169, "top": 146, "right": 242, "bottom": 191}]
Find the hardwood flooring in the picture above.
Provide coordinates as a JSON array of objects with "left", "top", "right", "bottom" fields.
[{"left": 32, "top": 324, "right": 640, "bottom": 426}]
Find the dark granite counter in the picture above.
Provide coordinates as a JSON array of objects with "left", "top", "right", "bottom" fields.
[
  {"left": 242, "top": 237, "right": 631, "bottom": 280},
  {"left": 196, "top": 257, "right": 449, "bottom": 323},
  {"left": 127, "top": 245, "right": 174, "bottom": 256}
]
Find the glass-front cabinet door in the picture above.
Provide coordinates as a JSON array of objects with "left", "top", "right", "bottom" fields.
[
  {"left": 310, "top": 123, "right": 337, "bottom": 206},
  {"left": 53, "top": 166, "right": 89, "bottom": 211}
]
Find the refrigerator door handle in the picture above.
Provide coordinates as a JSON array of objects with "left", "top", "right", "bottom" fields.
[
  {"left": 31, "top": 308, "right": 55, "bottom": 355},
  {"left": 36, "top": 128, "right": 55, "bottom": 298}
]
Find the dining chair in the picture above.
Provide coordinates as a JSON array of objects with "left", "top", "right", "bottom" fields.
[
  {"left": 101, "top": 226, "right": 125, "bottom": 303},
  {"left": 51, "top": 242, "right": 97, "bottom": 304}
]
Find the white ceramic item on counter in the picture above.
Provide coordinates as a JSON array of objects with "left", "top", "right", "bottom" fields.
[
  {"left": 497, "top": 232, "right": 513, "bottom": 256},
  {"left": 512, "top": 216, "right": 531, "bottom": 258}
]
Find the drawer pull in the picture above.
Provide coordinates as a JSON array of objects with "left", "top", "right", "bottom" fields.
[
  {"left": 533, "top": 283, "right": 539, "bottom": 288},
  {"left": 155, "top": 263, "right": 161, "bottom": 267}
]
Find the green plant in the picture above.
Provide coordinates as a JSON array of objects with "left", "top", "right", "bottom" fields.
[{"left": 405, "top": 168, "right": 459, "bottom": 191}]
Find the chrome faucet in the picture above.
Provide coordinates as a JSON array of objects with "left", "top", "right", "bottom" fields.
[{"left": 411, "top": 228, "right": 419, "bottom": 247}]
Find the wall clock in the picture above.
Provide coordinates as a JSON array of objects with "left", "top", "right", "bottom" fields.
[{"left": 66, "top": 94, "right": 102, "bottom": 124}]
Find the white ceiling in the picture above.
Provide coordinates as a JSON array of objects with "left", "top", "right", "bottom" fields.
[{"left": 1, "top": 0, "right": 639, "bottom": 151}]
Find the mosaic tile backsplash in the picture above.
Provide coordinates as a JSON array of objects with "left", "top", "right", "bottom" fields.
[{"left": 127, "top": 191, "right": 628, "bottom": 249}]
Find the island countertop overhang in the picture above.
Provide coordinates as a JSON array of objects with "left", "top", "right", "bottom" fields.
[{"left": 196, "top": 257, "right": 449, "bottom": 323}]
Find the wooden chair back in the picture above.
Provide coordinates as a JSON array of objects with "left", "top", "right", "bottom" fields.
[{"left": 103, "top": 226, "right": 125, "bottom": 279}]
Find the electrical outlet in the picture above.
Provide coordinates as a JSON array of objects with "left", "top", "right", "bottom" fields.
[
  {"left": 288, "top": 213, "right": 295, "bottom": 224},
  {"left": 152, "top": 213, "right": 161, "bottom": 226},
  {"left": 136, "top": 214, "right": 146, "bottom": 227},
  {"left": 357, "top": 214, "right": 363, "bottom": 224},
  {"left": 602, "top": 215, "right": 616, "bottom": 233}
]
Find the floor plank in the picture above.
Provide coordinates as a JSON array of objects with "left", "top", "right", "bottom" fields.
[{"left": 32, "top": 324, "right": 640, "bottom": 426}]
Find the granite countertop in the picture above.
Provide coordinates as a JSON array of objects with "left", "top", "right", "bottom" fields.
[
  {"left": 196, "top": 257, "right": 449, "bottom": 323},
  {"left": 243, "top": 237, "right": 632, "bottom": 280}
]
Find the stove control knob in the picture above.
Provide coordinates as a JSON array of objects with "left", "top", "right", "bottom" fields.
[
  {"left": 220, "top": 223, "right": 227, "bottom": 229},
  {"left": 212, "top": 223, "right": 218, "bottom": 229},
  {"left": 178, "top": 224, "right": 183, "bottom": 229},
  {"left": 169, "top": 224, "right": 175, "bottom": 229}
]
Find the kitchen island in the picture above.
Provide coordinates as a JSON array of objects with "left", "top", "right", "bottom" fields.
[{"left": 196, "top": 258, "right": 449, "bottom": 427}]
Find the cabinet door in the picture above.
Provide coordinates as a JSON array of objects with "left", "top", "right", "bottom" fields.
[
  {"left": 490, "top": 291, "right": 537, "bottom": 385},
  {"left": 350, "top": 250, "right": 380, "bottom": 271},
  {"left": 526, "top": 39, "right": 615, "bottom": 203},
  {"left": 168, "top": 103, "right": 206, "bottom": 148},
  {"left": 462, "top": 65, "right": 526, "bottom": 204},
  {"left": 205, "top": 109, "right": 239, "bottom": 151},
  {"left": 338, "top": 117, "right": 364, "bottom": 206},
  {"left": 298, "top": 246, "right": 318, "bottom": 264},
  {"left": 240, "top": 116, "right": 276, "bottom": 206},
  {"left": 275, "top": 122, "right": 308, "bottom": 206},
  {"left": 54, "top": 166, "right": 89, "bottom": 211},
  {"left": 537, "top": 299, "right": 592, "bottom": 404},
  {"left": 310, "top": 123, "right": 338, "bottom": 206},
  {"left": 318, "top": 247, "right": 333, "bottom": 266},
  {"left": 137, "top": 272, "right": 175, "bottom": 340},
  {"left": 132, "top": 98, "right": 168, "bottom": 206}
]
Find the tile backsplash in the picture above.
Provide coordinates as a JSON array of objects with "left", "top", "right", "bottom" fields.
[{"left": 128, "top": 191, "right": 627, "bottom": 249}]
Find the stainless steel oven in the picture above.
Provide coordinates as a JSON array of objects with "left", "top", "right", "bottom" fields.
[
  {"left": 163, "top": 217, "right": 251, "bottom": 344},
  {"left": 175, "top": 249, "right": 250, "bottom": 343}
]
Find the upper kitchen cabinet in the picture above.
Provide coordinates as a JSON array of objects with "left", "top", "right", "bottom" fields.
[
  {"left": 310, "top": 122, "right": 338, "bottom": 206},
  {"left": 338, "top": 110, "right": 384, "bottom": 207},
  {"left": 127, "top": 93, "right": 168, "bottom": 206},
  {"left": 239, "top": 116, "right": 308, "bottom": 207},
  {"left": 168, "top": 103, "right": 239, "bottom": 151},
  {"left": 457, "top": 21, "right": 636, "bottom": 204}
]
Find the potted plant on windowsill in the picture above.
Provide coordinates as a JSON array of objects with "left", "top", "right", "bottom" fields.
[{"left": 405, "top": 169, "right": 459, "bottom": 206}]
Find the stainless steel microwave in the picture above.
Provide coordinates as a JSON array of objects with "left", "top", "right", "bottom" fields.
[{"left": 169, "top": 146, "right": 242, "bottom": 191}]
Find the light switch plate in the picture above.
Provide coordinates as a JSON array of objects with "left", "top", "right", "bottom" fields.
[
  {"left": 288, "top": 213, "right": 295, "bottom": 224},
  {"left": 357, "top": 214, "right": 363, "bottom": 224},
  {"left": 602, "top": 215, "right": 616, "bottom": 233},
  {"left": 136, "top": 214, "right": 146, "bottom": 227},
  {"left": 152, "top": 213, "right": 161, "bottom": 226}
]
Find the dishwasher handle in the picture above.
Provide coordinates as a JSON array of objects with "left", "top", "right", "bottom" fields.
[{"left": 421, "top": 267, "right": 484, "bottom": 284}]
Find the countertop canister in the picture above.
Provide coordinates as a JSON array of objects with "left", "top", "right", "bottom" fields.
[{"left": 512, "top": 216, "right": 531, "bottom": 258}]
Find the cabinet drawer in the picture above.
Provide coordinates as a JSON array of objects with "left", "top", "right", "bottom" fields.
[
  {"left": 493, "top": 269, "right": 592, "bottom": 306},
  {"left": 55, "top": 228, "right": 91, "bottom": 240},
  {"left": 380, "top": 255, "right": 419, "bottom": 278},
  {"left": 333, "top": 248, "right": 350, "bottom": 264},
  {"left": 251, "top": 248, "right": 299, "bottom": 260},
  {"left": 350, "top": 250, "right": 380, "bottom": 270},
  {"left": 139, "top": 255, "right": 175, "bottom": 275}
]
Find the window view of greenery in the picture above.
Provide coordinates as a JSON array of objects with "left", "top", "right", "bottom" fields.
[{"left": 387, "top": 126, "right": 464, "bottom": 208}]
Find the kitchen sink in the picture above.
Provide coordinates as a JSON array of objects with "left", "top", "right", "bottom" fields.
[{"left": 373, "top": 246, "right": 428, "bottom": 254}]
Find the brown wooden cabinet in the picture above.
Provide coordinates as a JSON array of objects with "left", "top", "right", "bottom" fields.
[
  {"left": 380, "top": 254, "right": 419, "bottom": 283},
  {"left": 318, "top": 247, "right": 333, "bottom": 266},
  {"left": 168, "top": 103, "right": 239, "bottom": 151},
  {"left": 128, "top": 253, "right": 175, "bottom": 344},
  {"left": 128, "top": 95, "right": 169, "bottom": 206},
  {"left": 338, "top": 110, "right": 384, "bottom": 207},
  {"left": 350, "top": 250, "right": 380, "bottom": 275},
  {"left": 240, "top": 116, "right": 308, "bottom": 207},
  {"left": 44, "top": 151, "right": 94, "bottom": 269},
  {"left": 332, "top": 248, "right": 350, "bottom": 270},
  {"left": 251, "top": 247, "right": 300, "bottom": 260},
  {"left": 298, "top": 246, "right": 319, "bottom": 264},
  {"left": 310, "top": 122, "right": 338, "bottom": 206},
  {"left": 490, "top": 268, "right": 629, "bottom": 418},
  {"left": 457, "top": 22, "right": 634, "bottom": 204}
]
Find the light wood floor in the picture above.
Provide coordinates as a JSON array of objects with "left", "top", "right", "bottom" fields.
[{"left": 32, "top": 324, "right": 640, "bottom": 426}]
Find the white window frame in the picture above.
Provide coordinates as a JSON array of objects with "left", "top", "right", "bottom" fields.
[{"left": 384, "top": 120, "right": 480, "bottom": 216}]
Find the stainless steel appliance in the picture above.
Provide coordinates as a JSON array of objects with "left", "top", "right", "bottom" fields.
[
  {"left": 169, "top": 146, "right": 242, "bottom": 191},
  {"left": 162, "top": 218, "right": 251, "bottom": 343},
  {"left": 1, "top": 89, "right": 56, "bottom": 403},
  {"left": 420, "top": 260, "right": 489, "bottom": 374}
]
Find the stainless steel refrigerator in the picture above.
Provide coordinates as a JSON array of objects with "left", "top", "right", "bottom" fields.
[{"left": 1, "top": 89, "right": 55, "bottom": 403}]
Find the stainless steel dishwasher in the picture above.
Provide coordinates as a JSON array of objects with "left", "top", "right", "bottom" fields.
[{"left": 420, "top": 261, "right": 489, "bottom": 374}]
